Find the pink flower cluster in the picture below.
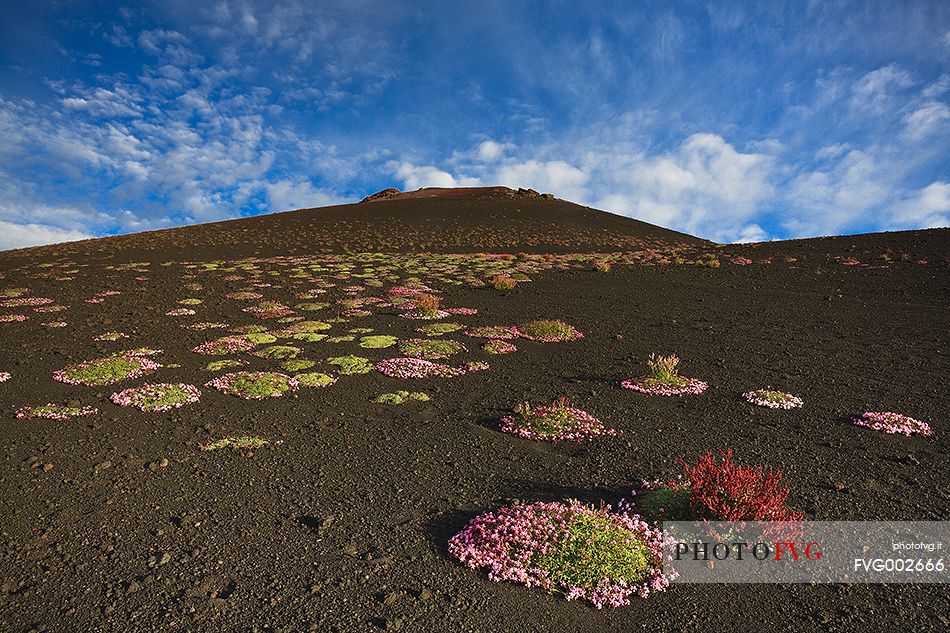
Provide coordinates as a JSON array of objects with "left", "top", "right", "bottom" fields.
[
  {"left": 620, "top": 376, "right": 708, "bottom": 396},
  {"left": 191, "top": 337, "right": 258, "bottom": 355},
  {"left": 0, "top": 314, "right": 28, "bottom": 322},
  {"left": 242, "top": 303, "right": 295, "bottom": 318},
  {"left": 110, "top": 383, "right": 201, "bottom": 412},
  {"left": 1, "top": 297, "right": 53, "bottom": 307},
  {"left": 387, "top": 283, "right": 433, "bottom": 297},
  {"left": 484, "top": 340, "right": 517, "bottom": 354},
  {"left": 0, "top": 372, "right": 9, "bottom": 382},
  {"left": 445, "top": 307, "right": 478, "bottom": 315},
  {"left": 512, "top": 322, "right": 584, "bottom": 342},
  {"left": 16, "top": 404, "right": 99, "bottom": 420},
  {"left": 499, "top": 405, "right": 616, "bottom": 442},
  {"left": 225, "top": 291, "right": 262, "bottom": 300},
  {"left": 166, "top": 308, "right": 196, "bottom": 316},
  {"left": 464, "top": 326, "right": 518, "bottom": 339},
  {"left": 53, "top": 352, "right": 161, "bottom": 385},
  {"left": 448, "top": 501, "right": 672, "bottom": 609},
  {"left": 398, "top": 309, "right": 450, "bottom": 320},
  {"left": 743, "top": 389, "right": 803, "bottom": 409},
  {"left": 851, "top": 411, "right": 933, "bottom": 436},
  {"left": 374, "top": 357, "right": 465, "bottom": 378},
  {"left": 204, "top": 371, "right": 300, "bottom": 399}
]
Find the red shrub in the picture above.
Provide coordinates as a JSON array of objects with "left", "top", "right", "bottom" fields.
[
  {"left": 414, "top": 293, "right": 441, "bottom": 313},
  {"left": 680, "top": 450, "right": 802, "bottom": 522},
  {"left": 491, "top": 275, "right": 518, "bottom": 290}
]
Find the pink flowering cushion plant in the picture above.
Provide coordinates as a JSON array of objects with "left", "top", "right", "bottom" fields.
[
  {"left": 192, "top": 337, "right": 258, "bottom": 355},
  {"left": 743, "top": 389, "right": 803, "bottom": 409},
  {"left": 851, "top": 412, "right": 933, "bottom": 436},
  {"left": 448, "top": 500, "right": 672, "bottom": 609},
  {"left": 204, "top": 371, "right": 299, "bottom": 399},
  {"left": 0, "top": 372, "right": 10, "bottom": 382},
  {"left": 500, "top": 398, "right": 616, "bottom": 442},
  {"left": 464, "top": 325, "right": 518, "bottom": 339},
  {"left": 513, "top": 320, "right": 583, "bottom": 342},
  {"left": 16, "top": 403, "right": 99, "bottom": 420},
  {"left": 621, "top": 354, "right": 707, "bottom": 396},
  {"left": 398, "top": 308, "right": 450, "bottom": 320},
  {"left": 53, "top": 352, "right": 161, "bottom": 387},
  {"left": 110, "top": 383, "right": 201, "bottom": 412},
  {"left": 1, "top": 297, "right": 53, "bottom": 307},
  {"left": 374, "top": 357, "right": 466, "bottom": 379},
  {"left": 483, "top": 340, "right": 517, "bottom": 354}
]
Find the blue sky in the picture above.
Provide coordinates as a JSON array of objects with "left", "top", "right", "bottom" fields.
[{"left": 1, "top": 1, "right": 948, "bottom": 248}]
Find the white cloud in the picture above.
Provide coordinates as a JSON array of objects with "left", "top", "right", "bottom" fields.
[
  {"left": 493, "top": 160, "right": 589, "bottom": 200},
  {"left": 62, "top": 87, "right": 142, "bottom": 118},
  {"left": 394, "top": 162, "right": 481, "bottom": 189},
  {"left": 850, "top": 64, "right": 914, "bottom": 112},
  {"left": 891, "top": 182, "right": 950, "bottom": 229},
  {"left": 814, "top": 143, "right": 850, "bottom": 160},
  {"left": 731, "top": 224, "right": 769, "bottom": 243},
  {"left": 784, "top": 150, "right": 891, "bottom": 236},
  {"left": 0, "top": 220, "right": 93, "bottom": 250},
  {"left": 650, "top": 13, "right": 685, "bottom": 61},
  {"left": 264, "top": 179, "right": 338, "bottom": 211},
  {"left": 609, "top": 133, "right": 774, "bottom": 238},
  {"left": 476, "top": 140, "right": 506, "bottom": 162},
  {"left": 922, "top": 74, "right": 950, "bottom": 99},
  {"left": 902, "top": 101, "right": 950, "bottom": 140}
]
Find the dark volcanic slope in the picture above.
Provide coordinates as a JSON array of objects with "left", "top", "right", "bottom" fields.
[
  {"left": 0, "top": 187, "right": 707, "bottom": 263},
  {"left": 0, "top": 190, "right": 947, "bottom": 632}
]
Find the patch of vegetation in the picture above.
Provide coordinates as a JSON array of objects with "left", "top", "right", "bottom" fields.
[
  {"left": 294, "top": 302, "right": 329, "bottom": 311},
  {"left": 291, "top": 333, "right": 328, "bottom": 342},
  {"left": 633, "top": 486, "right": 692, "bottom": 521},
  {"left": 281, "top": 359, "right": 316, "bottom": 372},
  {"left": 491, "top": 275, "right": 518, "bottom": 290},
  {"left": 244, "top": 333, "right": 278, "bottom": 344},
  {"left": 251, "top": 345, "right": 301, "bottom": 360},
  {"left": 327, "top": 355, "right": 373, "bottom": 374},
  {"left": 231, "top": 324, "right": 268, "bottom": 334},
  {"left": 53, "top": 352, "right": 160, "bottom": 387},
  {"left": 359, "top": 335, "right": 398, "bottom": 349},
  {"left": 205, "top": 372, "right": 299, "bottom": 399},
  {"left": 515, "top": 320, "right": 583, "bottom": 342},
  {"left": 200, "top": 436, "right": 271, "bottom": 451},
  {"left": 416, "top": 322, "right": 464, "bottom": 337},
  {"left": 284, "top": 320, "right": 332, "bottom": 333},
  {"left": 535, "top": 510, "right": 651, "bottom": 599},
  {"left": 205, "top": 359, "right": 245, "bottom": 372},
  {"left": 295, "top": 372, "right": 337, "bottom": 387},
  {"left": 501, "top": 398, "right": 615, "bottom": 442},
  {"left": 16, "top": 403, "right": 98, "bottom": 420},
  {"left": 110, "top": 383, "right": 201, "bottom": 412},
  {"left": 373, "top": 391, "right": 431, "bottom": 404}
]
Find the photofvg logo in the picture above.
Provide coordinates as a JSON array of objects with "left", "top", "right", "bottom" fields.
[
  {"left": 663, "top": 521, "right": 949, "bottom": 584},
  {"left": 674, "top": 540, "right": 822, "bottom": 563}
]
